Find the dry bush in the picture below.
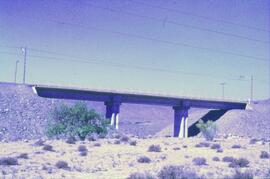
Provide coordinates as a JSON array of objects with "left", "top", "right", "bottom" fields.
[
  {"left": 137, "top": 156, "right": 151, "bottom": 163},
  {"left": 222, "top": 156, "right": 235, "bottom": 163},
  {"left": 195, "top": 142, "right": 210, "bottom": 148},
  {"left": 173, "top": 147, "right": 180, "bottom": 151},
  {"left": 43, "top": 144, "right": 54, "bottom": 152},
  {"left": 129, "top": 140, "right": 137, "bottom": 146},
  {"left": 249, "top": 138, "right": 258, "bottom": 144},
  {"left": 229, "top": 158, "right": 249, "bottom": 168},
  {"left": 0, "top": 157, "right": 18, "bottom": 165},
  {"left": 34, "top": 139, "right": 45, "bottom": 146},
  {"left": 127, "top": 172, "right": 156, "bottom": 179},
  {"left": 217, "top": 149, "right": 223, "bottom": 153},
  {"left": 94, "top": 143, "right": 101, "bottom": 147},
  {"left": 120, "top": 136, "right": 129, "bottom": 142},
  {"left": 78, "top": 145, "right": 87, "bottom": 152},
  {"left": 231, "top": 144, "right": 241, "bottom": 149},
  {"left": 80, "top": 151, "right": 88, "bottom": 157},
  {"left": 87, "top": 133, "right": 99, "bottom": 141},
  {"left": 192, "top": 157, "right": 207, "bottom": 166},
  {"left": 148, "top": 145, "right": 161, "bottom": 152},
  {"left": 114, "top": 140, "right": 121, "bottom": 144},
  {"left": 226, "top": 170, "right": 253, "bottom": 179},
  {"left": 17, "top": 153, "right": 28, "bottom": 159},
  {"left": 211, "top": 143, "right": 221, "bottom": 149},
  {"left": 66, "top": 136, "right": 76, "bottom": 144},
  {"left": 158, "top": 165, "right": 201, "bottom": 179},
  {"left": 212, "top": 157, "right": 220, "bottom": 161},
  {"left": 260, "top": 151, "right": 269, "bottom": 159},
  {"left": 55, "top": 160, "right": 69, "bottom": 169}
]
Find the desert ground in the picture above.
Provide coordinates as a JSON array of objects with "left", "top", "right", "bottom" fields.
[{"left": 0, "top": 136, "right": 269, "bottom": 179}]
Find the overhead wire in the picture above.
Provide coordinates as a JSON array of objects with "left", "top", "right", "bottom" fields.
[
  {"left": 129, "top": 0, "right": 270, "bottom": 33},
  {"left": 83, "top": 2, "right": 269, "bottom": 44},
  {"left": 4, "top": 13, "right": 268, "bottom": 62}
]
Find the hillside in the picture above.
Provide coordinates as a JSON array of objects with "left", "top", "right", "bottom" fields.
[{"left": 0, "top": 82, "right": 269, "bottom": 141}]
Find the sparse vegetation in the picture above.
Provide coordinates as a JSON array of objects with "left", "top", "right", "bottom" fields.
[
  {"left": 129, "top": 140, "right": 137, "bottom": 146},
  {"left": 158, "top": 165, "right": 200, "bottom": 179},
  {"left": 173, "top": 147, "right": 180, "bottom": 151},
  {"left": 34, "top": 139, "right": 45, "bottom": 146},
  {"left": 17, "top": 153, "right": 28, "bottom": 159},
  {"left": 211, "top": 143, "right": 221, "bottom": 149},
  {"left": 94, "top": 143, "right": 101, "bottom": 147},
  {"left": 222, "top": 156, "right": 235, "bottom": 163},
  {"left": 228, "top": 170, "right": 253, "bottom": 179},
  {"left": 231, "top": 144, "right": 241, "bottom": 149},
  {"left": 120, "top": 135, "right": 129, "bottom": 142},
  {"left": 192, "top": 157, "right": 207, "bottom": 165},
  {"left": 0, "top": 157, "right": 18, "bottom": 165},
  {"left": 114, "top": 140, "right": 121, "bottom": 144},
  {"left": 80, "top": 151, "right": 88, "bottom": 156},
  {"left": 260, "top": 151, "right": 269, "bottom": 159},
  {"left": 43, "top": 144, "right": 54, "bottom": 152},
  {"left": 217, "top": 149, "right": 223, "bottom": 153},
  {"left": 195, "top": 142, "right": 210, "bottom": 148},
  {"left": 229, "top": 158, "right": 249, "bottom": 168},
  {"left": 148, "top": 145, "right": 161, "bottom": 152},
  {"left": 46, "top": 102, "right": 109, "bottom": 140},
  {"left": 78, "top": 145, "right": 87, "bottom": 152},
  {"left": 212, "top": 157, "right": 220, "bottom": 161},
  {"left": 196, "top": 119, "right": 218, "bottom": 141},
  {"left": 137, "top": 156, "right": 151, "bottom": 163},
  {"left": 127, "top": 172, "right": 156, "bottom": 179},
  {"left": 249, "top": 138, "right": 258, "bottom": 144},
  {"left": 66, "top": 136, "right": 76, "bottom": 144},
  {"left": 87, "top": 133, "right": 99, "bottom": 141},
  {"left": 55, "top": 160, "right": 69, "bottom": 169}
]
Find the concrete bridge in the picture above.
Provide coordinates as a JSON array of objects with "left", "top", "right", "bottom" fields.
[{"left": 33, "top": 85, "right": 247, "bottom": 138}]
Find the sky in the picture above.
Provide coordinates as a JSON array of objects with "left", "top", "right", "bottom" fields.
[{"left": 0, "top": 0, "right": 269, "bottom": 100}]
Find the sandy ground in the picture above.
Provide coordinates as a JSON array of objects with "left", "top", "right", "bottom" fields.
[{"left": 0, "top": 137, "right": 269, "bottom": 179}]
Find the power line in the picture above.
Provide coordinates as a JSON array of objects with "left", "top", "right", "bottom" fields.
[
  {"left": 84, "top": 2, "right": 269, "bottom": 44},
  {"left": 129, "top": 0, "right": 270, "bottom": 33},
  {"left": 25, "top": 53, "right": 252, "bottom": 82},
  {"left": 5, "top": 14, "right": 268, "bottom": 62},
  {"left": 0, "top": 50, "right": 267, "bottom": 85}
]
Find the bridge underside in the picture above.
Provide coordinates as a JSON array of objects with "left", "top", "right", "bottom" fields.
[{"left": 34, "top": 85, "right": 247, "bottom": 138}]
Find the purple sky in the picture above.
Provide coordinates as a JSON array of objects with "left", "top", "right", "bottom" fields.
[{"left": 0, "top": 0, "right": 269, "bottom": 100}]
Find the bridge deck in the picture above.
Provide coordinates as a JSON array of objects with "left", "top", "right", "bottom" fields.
[{"left": 34, "top": 85, "right": 246, "bottom": 110}]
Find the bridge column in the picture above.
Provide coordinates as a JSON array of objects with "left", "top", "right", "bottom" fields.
[
  {"left": 105, "top": 101, "right": 121, "bottom": 130},
  {"left": 173, "top": 106, "right": 189, "bottom": 138}
]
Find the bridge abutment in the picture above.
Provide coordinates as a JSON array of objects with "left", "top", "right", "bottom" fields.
[{"left": 173, "top": 106, "right": 189, "bottom": 138}]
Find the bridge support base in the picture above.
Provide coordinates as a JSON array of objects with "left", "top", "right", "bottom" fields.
[
  {"left": 105, "top": 101, "right": 121, "bottom": 130},
  {"left": 173, "top": 106, "right": 189, "bottom": 138}
]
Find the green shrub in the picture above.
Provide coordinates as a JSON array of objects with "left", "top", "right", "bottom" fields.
[
  {"left": 196, "top": 119, "right": 218, "bottom": 141},
  {"left": 46, "top": 102, "right": 110, "bottom": 139}
]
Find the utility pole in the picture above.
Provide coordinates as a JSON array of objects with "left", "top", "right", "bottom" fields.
[
  {"left": 219, "top": 82, "right": 226, "bottom": 99},
  {"left": 22, "top": 47, "right": 27, "bottom": 84},
  {"left": 14, "top": 60, "right": 19, "bottom": 83},
  {"left": 250, "top": 75, "right": 253, "bottom": 102}
]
